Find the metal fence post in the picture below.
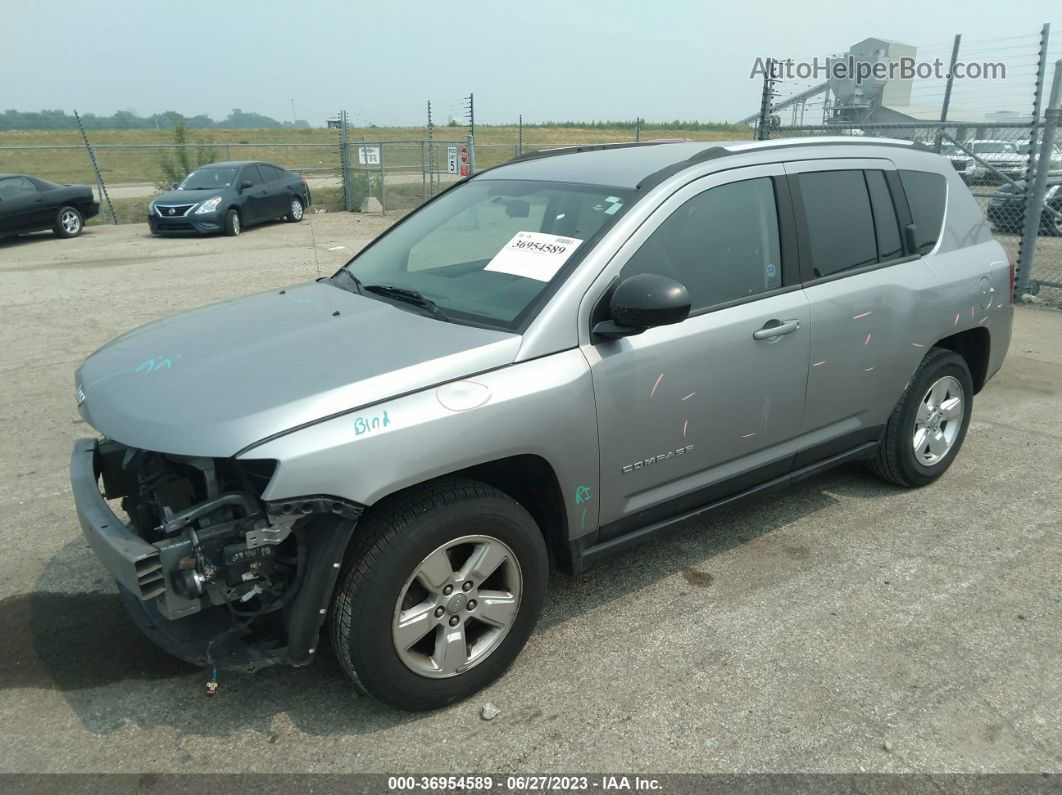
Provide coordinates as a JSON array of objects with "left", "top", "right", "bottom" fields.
[
  {"left": 421, "top": 140, "right": 427, "bottom": 202},
  {"left": 73, "top": 109, "right": 116, "bottom": 224},
  {"left": 1016, "top": 60, "right": 1062, "bottom": 297},
  {"left": 756, "top": 58, "right": 776, "bottom": 140},
  {"left": 1016, "top": 24, "right": 1052, "bottom": 297},
  {"left": 339, "top": 110, "right": 352, "bottom": 212},
  {"left": 935, "top": 34, "right": 962, "bottom": 152},
  {"left": 518, "top": 114, "right": 523, "bottom": 156}
]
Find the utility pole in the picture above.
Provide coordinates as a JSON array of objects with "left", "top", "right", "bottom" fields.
[{"left": 290, "top": 98, "right": 297, "bottom": 125}]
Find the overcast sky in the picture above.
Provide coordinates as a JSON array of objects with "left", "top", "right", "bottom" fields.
[{"left": 1, "top": 0, "right": 1057, "bottom": 126}]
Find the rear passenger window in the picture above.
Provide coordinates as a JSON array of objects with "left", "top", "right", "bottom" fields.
[
  {"left": 865, "top": 170, "right": 903, "bottom": 261},
  {"left": 899, "top": 170, "right": 946, "bottom": 255},
  {"left": 259, "top": 165, "right": 282, "bottom": 182},
  {"left": 798, "top": 170, "right": 878, "bottom": 278},
  {"left": 621, "top": 177, "right": 782, "bottom": 310}
]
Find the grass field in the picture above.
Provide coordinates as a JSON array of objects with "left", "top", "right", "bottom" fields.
[{"left": 1, "top": 124, "right": 750, "bottom": 189}]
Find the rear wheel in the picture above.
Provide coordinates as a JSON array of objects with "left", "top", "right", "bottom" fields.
[
  {"left": 286, "top": 197, "right": 304, "bottom": 223},
  {"left": 224, "top": 208, "right": 241, "bottom": 237},
  {"left": 329, "top": 478, "right": 547, "bottom": 711},
  {"left": 869, "top": 348, "right": 973, "bottom": 487},
  {"left": 53, "top": 206, "right": 83, "bottom": 238}
]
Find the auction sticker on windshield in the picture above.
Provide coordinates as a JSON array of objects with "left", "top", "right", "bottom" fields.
[{"left": 484, "top": 231, "right": 583, "bottom": 282}]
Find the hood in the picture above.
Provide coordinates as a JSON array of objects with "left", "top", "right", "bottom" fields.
[
  {"left": 76, "top": 282, "right": 520, "bottom": 457},
  {"left": 152, "top": 188, "right": 225, "bottom": 205}
]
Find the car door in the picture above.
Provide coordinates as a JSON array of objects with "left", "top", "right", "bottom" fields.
[
  {"left": 785, "top": 159, "right": 942, "bottom": 462},
  {"left": 0, "top": 176, "right": 47, "bottom": 233},
  {"left": 584, "top": 165, "right": 811, "bottom": 538},
  {"left": 239, "top": 165, "right": 268, "bottom": 224},
  {"left": 257, "top": 164, "right": 286, "bottom": 217}
]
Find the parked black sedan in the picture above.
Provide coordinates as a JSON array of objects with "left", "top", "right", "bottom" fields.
[
  {"left": 149, "top": 161, "right": 312, "bottom": 236},
  {"left": 987, "top": 178, "right": 1062, "bottom": 236},
  {"left": 0, "top": 174, "right": 99, "bottom": 240}
]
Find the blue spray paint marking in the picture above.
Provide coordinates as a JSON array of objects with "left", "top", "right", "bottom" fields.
[
  {"left": 135, "top": 356, "right": 174, "bottom": 372},
  {"left": 85, "top": 355, "right": 181, "bottom": 389},
  {"left": 353, "top": 410, "right": 391, "bottom": 436},
  {"left": 286, "top": 294, "right": 326, "bottom": 309},
  {"left": 574, "top": 485, "right": 592, "bottom": 505}
]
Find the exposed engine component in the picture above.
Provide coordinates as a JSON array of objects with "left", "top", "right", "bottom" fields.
[{"left": 96, "top": 439, "right": 293, "bottom": 621}]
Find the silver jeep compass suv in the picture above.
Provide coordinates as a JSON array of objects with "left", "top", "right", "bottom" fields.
[{"left": 71, "top": 138, "right": 1013, "bottom": 710}]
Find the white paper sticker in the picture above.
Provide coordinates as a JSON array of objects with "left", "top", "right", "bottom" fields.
[{"left": 484, "top": 231, "right": 583, "bottom": 282}]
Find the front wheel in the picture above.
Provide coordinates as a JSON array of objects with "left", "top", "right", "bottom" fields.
[
  {"left": 224, "top": 208, "right": 241, "bottom": 236},
  {"left": 53, "top": 206, "right": 83, "bottom": 238},
  {"left": 869, "top": 348, "right": 974, "bottom": 488},
  {"left": 329, "top": 479, "right": 548, "bottom": 711},
  {"left": 286, "top": 196, "right": 304, "bottom": 222}
]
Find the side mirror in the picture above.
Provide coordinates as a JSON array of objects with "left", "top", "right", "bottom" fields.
[
  {"left": 593, "top": 274, "right": 691, "bottom": 340},
  {"left": 240, "top": 180, "right": 253, "bottom": 191},
  {"left": 904, "top": 223, "right": 919, "bottom": 254}
]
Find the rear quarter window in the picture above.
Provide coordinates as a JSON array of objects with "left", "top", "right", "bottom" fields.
[{"left": 899, "top": 170, "right": 947, "bottom": 255}]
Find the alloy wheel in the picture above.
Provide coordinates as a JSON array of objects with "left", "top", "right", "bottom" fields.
[
  {"left": 291, "top": 199, "right": 303, "bottom": 220},
  {"left": 392, "top": 535, "right": 522, "bottom": 679},
  {"left": 913, "top": 376, "right": 964, "bottom": 466},
  {"left": 61, "top": 210, "right": 80, "bottom": 234}
]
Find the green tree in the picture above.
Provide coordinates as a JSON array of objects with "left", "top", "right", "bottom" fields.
[{"left": 155, "top": 119, "right": 218, "bottom": 192}]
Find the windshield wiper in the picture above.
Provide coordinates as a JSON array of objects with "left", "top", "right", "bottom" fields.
[
  {"left": 328, "top": 268, "right": 363, "bottom": 295},
  {"left": 363, "top": 284, "right": 450, "bottom": 322}
]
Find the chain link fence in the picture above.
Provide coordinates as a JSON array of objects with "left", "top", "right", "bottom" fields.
[{"left": 751, "top": 26, "right": 1062, "bottom": 305}]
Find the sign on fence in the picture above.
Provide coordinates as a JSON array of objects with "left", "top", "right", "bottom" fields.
[
  {"left": 447, "top": 145, "right": 458, "bottom": 175},
  {"left": 357, "top": 145, "right": 381, "bottom": 165}
]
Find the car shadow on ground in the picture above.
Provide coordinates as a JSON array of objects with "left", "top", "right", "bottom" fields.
[
  {"left": 1, "top": 229, "right": 96, "bottom": 247},
  {"left": 1, "top": 463, "right": 902, "bottom": 737}
]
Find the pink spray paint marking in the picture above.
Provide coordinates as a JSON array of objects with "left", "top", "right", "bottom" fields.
[
  {"left": 649, "top": 373, "right": 663, "bottom": 399},
  {"left": 864, "top": 333, "right": 872, "bottom": 346},
  {"left": 865, "top": 367, "right": 875, "bottom": 372},
  {"left": 681, "top": 392, "right": 695, "bottom": 401},
  {"left": 978, "top": 316, "right": 989, "bottom": 325},
  {"left": 740, "top": 432, "right": 756, "bottom": 439},
  {"left": 852, "top": 311, "right": 872, "bottom": 320},
  {"left": 813, "top": 360, "right": 828, "bottom": 367},
  {"left": 954, "top": 312, "right": 960, "bottom": 326},
  {"left": 912, "top": 342, "right": 925, "bottom": 348},
  {"left": 683, "top": 420, "right": 689, "bottom": 438}
]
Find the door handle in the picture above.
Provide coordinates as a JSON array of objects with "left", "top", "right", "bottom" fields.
[{"left": 753, "top": 319, "right": 800, "bottom": 340}]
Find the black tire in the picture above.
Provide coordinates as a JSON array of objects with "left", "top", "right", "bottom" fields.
[
  {"left": 329, "top": 478, "right": 548, "bottom": 711},
  {"left": 53, "top": 205, "right": 83, "bottom": 238},
  {"left": 869, "top": 347, "right": 974, "bottom": 488},
  {"left": 224, "top": 208, "right": 241, "bottom": 237},
  {"left": 285, "top": 196, "right": 304, "bottom": 223}
]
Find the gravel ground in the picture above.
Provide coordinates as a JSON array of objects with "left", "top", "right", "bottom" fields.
[{"left": 0, "top": 218, "right": 1059, "bottom": 774}]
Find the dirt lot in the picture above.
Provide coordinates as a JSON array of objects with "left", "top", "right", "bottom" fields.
[{"left": 0, "top": 218, "right": 1059, "bottom": 774}]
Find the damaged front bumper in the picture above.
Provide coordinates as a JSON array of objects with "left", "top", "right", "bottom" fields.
[{"left": 70, "top": 437, "right": 363, "bottom": 670}]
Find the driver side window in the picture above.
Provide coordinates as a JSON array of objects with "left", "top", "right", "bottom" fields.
[{"left": 620, "top": 177, "right": 782, "bottom": 311}]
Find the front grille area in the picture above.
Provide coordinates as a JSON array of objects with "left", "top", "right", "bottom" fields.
[{"left": 156, "top": 204, "right": 194, "bottom": 217}]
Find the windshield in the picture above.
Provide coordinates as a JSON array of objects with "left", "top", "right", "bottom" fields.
[
  {"left": 338, "top": 179, "right": 631, "bottom": 328},
  {"left": 972, "top": 143, "right": 1017, "bottom": 155},
  {"left": 179, "top": 167, "right": 239, "bottom": 190}
]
